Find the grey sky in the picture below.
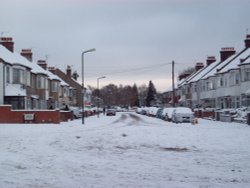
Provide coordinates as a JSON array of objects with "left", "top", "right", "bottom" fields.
[{"left": 1, "top": 0, "right": 250, "bottom": 91}]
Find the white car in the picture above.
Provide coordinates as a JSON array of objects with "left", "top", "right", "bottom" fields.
[
  {"left": 163, "top": 107, "right": 175, "bottom": 121},
  {"left": 70, "top": 107, "right": 82, "bottom": 119},
  {"left": 172, "top": 107, "right": 194, "bottom": 123}
]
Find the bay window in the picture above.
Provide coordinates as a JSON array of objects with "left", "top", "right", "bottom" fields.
[
  {"left": 36, "top": 75, "right": 45, "bottom": 89},
  {"left": 13, "top": 68, "right": 25, "bottom": 84}
]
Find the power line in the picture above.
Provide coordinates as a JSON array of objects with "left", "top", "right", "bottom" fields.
[{"left": 86, "top": 63, "right": 170, "bottom": 78}]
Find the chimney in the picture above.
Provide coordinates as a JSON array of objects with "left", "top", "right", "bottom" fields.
[
  {"left": 220, "top": 47, "right": 236, "bottom": 62},
  {"left": 0, "top": 37, "right": 14, "bottom": 52},
  {"left": 20, "top": 49, "right": 33, "bottom": 62},
  {"left": 72, "top": 71, "right": 79, "bottom": 81},
  {"left": 178, "top": 73, "right": 191, "bottom": 81},
  {"left": 206, "top": 56, "right": 216, "bottom": 66},
  {"left": 195, "top": 62, "right": 204, "bottom": 71},
  {"left": 48, "top": 67, "right": 56, "bottom": 74},
  {"left": 245, "top": 34, "right": 250, "bottom": 48},
  {"left": 66, "top": 65, "right": 71, "bottom": 78},
  {"left": 37, "top": 60, "right": 47, "bottom": 70}
]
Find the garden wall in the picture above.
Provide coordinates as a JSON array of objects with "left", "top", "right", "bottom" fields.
[{"left": 0, "top": 105, "right": 73, "bottom": 124}]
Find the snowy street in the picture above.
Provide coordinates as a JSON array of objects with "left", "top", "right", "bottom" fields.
[{"left": 0, "top": 112, "right": 250, "bottom": 188}]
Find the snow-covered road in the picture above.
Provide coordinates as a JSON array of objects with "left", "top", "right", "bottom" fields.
[{"left": 0, "top": 112, "right": 250, "bottom": 188}]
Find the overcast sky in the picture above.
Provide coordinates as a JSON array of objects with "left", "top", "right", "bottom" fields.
[{"left": 1, "top": 0, "right": 250, "bottom": 92}]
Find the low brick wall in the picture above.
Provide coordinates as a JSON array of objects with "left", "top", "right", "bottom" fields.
[
  {"left": 0, "top": 105, "right": 68, "bottom": 124},
  {"left": 194, "top": 109, "right": 215, "bottom": 119},
  {"left": 60, "top": 110, "right": 74, "bottom": 122}
]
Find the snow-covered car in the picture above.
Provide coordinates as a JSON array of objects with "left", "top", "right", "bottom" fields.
[
  {"left": 69, "top": 107, "right": 82, "bottom": 119},
  {"left": 164, "top": 107, "right": 175, "bottom": 121},
  {"left": 106, "top": 109, "right": 116, "bottom": 116},
  {"left": 148, "top": 107, "right": 159, "bottom": 117},
  {"left": 172, "top": 107, "right": 194, "bottom": 123}
]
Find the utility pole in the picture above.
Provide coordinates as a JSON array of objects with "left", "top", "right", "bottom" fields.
[{"left": 172, "top": 60, "right": 175, "bottom": 107}]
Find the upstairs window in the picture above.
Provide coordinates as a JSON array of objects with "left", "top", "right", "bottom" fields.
[
  {"left": 244, "top": 68, "right": 250, "bottom": 81},
  {"left": 26, "top": 71, "right": 31, "bottom": 86},
  {"left": 220, "top": 77, "right": 223, "bottom": 87},
  {"left": 13, "top": 68, "right": 25, "bottom": 84},
  {"left": 6, "top": 66, "right": 10, "bottom": 83},
  {"left": 235, "top": 73, "right": 240, "bottom": 85},
  {"left": 51, "top": 81, "right": 59, "bottom": 92},
  {"left": 36, "top": 75, "right": 45, "bottom": 89}
]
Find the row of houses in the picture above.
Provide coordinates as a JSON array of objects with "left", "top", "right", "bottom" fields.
[
  {"left": 164, "top": 35, "right": 250, "bottom": 110},
  {"left": 0, "top": 37, "right": 91, "bottom": 111}
]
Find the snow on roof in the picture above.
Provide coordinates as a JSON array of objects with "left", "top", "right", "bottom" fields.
[
  {"left": 29, "top": 62, "right": 48, "bottom": 75},
  {"left": 0, "top": 44, "right": 69, "bottom": 85},
  {"left": 239, "top": 54, "right": 250, "bottom": 65},
  {"left": 178, "top": 67, "right": 204, "bottom": 86},
  {"left": 5, "top": 84, "right": 26, "bottom": 97},
  {"left": 184, "top": 61, "right": 216, "bottom": 84},
  {"left": 208, "top": 48, "right": 250, "bottom": 77},
  {"left": 0, "top": 45, "right": 48, "bottom": 75},
  {"left": 0, "top": 45, "right": 31, "bottom": 69},
  {"left": 48, "top": 71, "right": 69, "bottom": 86}
]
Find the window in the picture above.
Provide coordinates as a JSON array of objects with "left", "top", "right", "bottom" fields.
[
  {"left": 36, "top": 75, "right": 45, "bottom": 89},
  {"left": 13, "top": 68, "right": 25, "bottom": 84},
  {"left": 244, "top": 68, "right": 250, "bottom": 81},
  {"left": 63, "top": 87, "right": 69, "bottom": 96},
  {"left": 26, "top": 71, "right": 31, "bottom": 86},
  {"left": 193, "top": 84, "right": 197, "bottom": 92},
  {"left": 235, "top": 73, "right": 240, "bottom": 85},
  {"left": 220, "top": 77, "right": 223, "bottom": 87},
  {"left": 207, "top": 81, "right": 213, "bottom": 90},
  {"left": 51, "top": 81, "right": 59, "bottom": 92},
  {"left": 6, "top": 66, "right": 10, "bottom": 83},
  {"left": 235, "top": 96, "right": 240, "bottom": 108},
  {"left": 224, "top": 76, "right": 228, "bottom": 87}
]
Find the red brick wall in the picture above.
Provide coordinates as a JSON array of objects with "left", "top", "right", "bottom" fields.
[
  {"left": 0, "top": 105, "right": 61, "bottom": 124},
  {"left": 194, "top": 109, "right": 215, "bottom": 119},
  {"left": 60, "top": 111, "right": 73, "bottom": 122}
]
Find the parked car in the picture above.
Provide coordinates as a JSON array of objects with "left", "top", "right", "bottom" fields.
[
  {"left": 148, "top": 107, "right": 159, "bottom": 117},
  {"left": 172, "top": 107, "right": 194, "bottom": 123},
  {"left": 69, "top": 107, "right": 82, "bottom": 119},
  {"left": 164, "top": 107, "right": 175, "bottom": 122},
  {"left": 156, "top": 108, "right": 164, "bottom": 119},
  {"left": 106, "top": 109, "right": 116, "bottom": 116}
]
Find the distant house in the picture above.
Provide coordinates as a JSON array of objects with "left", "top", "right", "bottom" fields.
[{"left": 48, "top": 66, "right": 82, "bottom": 108}]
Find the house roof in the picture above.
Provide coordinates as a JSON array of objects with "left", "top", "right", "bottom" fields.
[
  {"left": 239, "top": 55, "right": 250, "bottom": 66},
  {"left": 0, "top": 45, "right": 32, "bottom": 69},
  {"left": 0, "top": 45, "right": 48, "bottom": 75},
  {"left": 206, "top": 48, "right": 250, "bottom": 77},
  {"left": 178, "top": 69, "right": 198, "bottom": 87},
  {"left": 0, "top": 44, "right": 69, "bottom": 86}
]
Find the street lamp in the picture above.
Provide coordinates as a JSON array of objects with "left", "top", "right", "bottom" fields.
[
  {"left": 81, "top": 48, "right": 96, "bottom": 124},
  {"left": 97, "top": 76, "right": 106, "bottom": 118}
]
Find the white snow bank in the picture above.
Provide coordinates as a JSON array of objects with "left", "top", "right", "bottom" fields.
[{"left": 0, "top": 113, "right": 250, "bottom": 188}]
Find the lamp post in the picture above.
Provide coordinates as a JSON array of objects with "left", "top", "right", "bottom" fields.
[
  {"left": 97, "top": 76, "right": 106, "bottom": 118},
  {"left": 81, "top": 48, "right": 96, "bottom": 124}
]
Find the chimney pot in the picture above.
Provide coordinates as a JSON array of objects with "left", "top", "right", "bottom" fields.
[
  {"left": 66, "top": 65, "right": 72, "bottom": 78},
  {"left": 0, "top": 37, "right": 14, "bottom": 52},
  {"left": 37, "top": 60, "right": 47, "bottom": 70},
  {"left": 20, "top": 49, "right": 33, "bottom": 62},
  {"left": 245, "top": 34, "right": 250, "bottom": 48},
  {"left": 195, "top": 62, "right": 204, "bottom": 71},
  {"left": 206, "top": 56, "right": 216, "bottom": 66},
  {"left": 220, "top": 47, "right": 236, "bottom": 62}
]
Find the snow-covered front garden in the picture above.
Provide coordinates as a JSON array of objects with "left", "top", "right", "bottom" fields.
[{"left": 0, "top": 112, "right": 250, "bottom": 188}]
